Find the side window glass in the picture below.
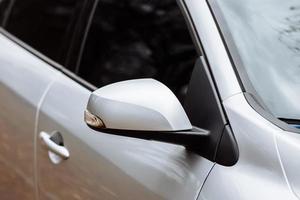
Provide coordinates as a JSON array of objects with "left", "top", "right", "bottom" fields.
[
  {"left": 78, "top": 0, "right": 198, "bottom": 102},
  {"left": 0, "top": 0, "right": 10, "bottom": 25},
  {"left": 5, "top": 0, "right": 84, "bottom": 65}
]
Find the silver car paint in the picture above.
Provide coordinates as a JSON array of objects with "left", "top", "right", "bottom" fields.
[
  {"left": 36, "top": 72, "right": 214, "bottom": 200},
  {"left": 0, "top": 0, "right": 298, "bottom": 199},
  {"left": 0, "top": 32, "right": 59, "bottom": 199},
  {"left": 198, "top": 93, "right": 300, "bottom": 200},
  {"left": 87, "top": 79, "right": 192, "bottom": 131},
  {"left": 184, "top": 0, "right": 242, "bottom": 101},
  {"left": 33, "top": 1, "right": 221, "bottom": 199},
  {"left": 184, "top": 0, "right": 300, "bottom": 199}
]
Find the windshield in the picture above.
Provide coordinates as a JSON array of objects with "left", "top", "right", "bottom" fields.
[{"left": 212, "top": 0, "right": 300, "bottom": 121}]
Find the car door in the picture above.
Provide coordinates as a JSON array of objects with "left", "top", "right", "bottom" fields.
[
  {"left": 34, "top": 0, "right": 226, "bottom": 199},
  {"left": 36, "top": 70, "right": 216, "bottom": 200},
  {"left": 0, "top": 0, "right": 88, "bottom": 199},
  {"left": 0, "top": 29, "right": 59, "bottom": 199}
]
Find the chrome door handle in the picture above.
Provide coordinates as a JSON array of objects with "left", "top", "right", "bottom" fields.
[{"left": 40, "top": 131, "right": 70, "bottom": 159}]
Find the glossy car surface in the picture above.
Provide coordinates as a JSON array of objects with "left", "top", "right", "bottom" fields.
[{"left": 0, "top": 0, "right": 299, "bottom": 199}]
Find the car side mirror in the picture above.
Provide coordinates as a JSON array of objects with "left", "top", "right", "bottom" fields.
[
  {"left": 85, "top": 79, "right": 192, "bottom": 131},
  {"left": 84, "top": 79, "right": 209, "bottom": 151}
]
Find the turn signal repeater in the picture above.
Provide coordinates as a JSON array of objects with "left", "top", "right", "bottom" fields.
[{"left": 84, "top": 110, "right": 105, "bottom": 128}]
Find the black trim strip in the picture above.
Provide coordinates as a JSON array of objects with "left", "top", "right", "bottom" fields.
[{"left": 280, "top": 118, "right": 300, "bottom": 125}]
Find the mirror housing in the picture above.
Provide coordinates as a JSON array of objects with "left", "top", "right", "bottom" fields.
[
  {"left": 84, "top": 79, "right": 212, "bottom": 162},
  {"left": 85, "top": 79, "right": 192, "bottom": 131},
  {"left": 83, "top": 62, "right": 238, "bottom": 167}
]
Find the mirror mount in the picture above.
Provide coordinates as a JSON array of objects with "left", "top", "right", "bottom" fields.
[{"left": 87, "top": 124, "right": 210, "bottom": 152}]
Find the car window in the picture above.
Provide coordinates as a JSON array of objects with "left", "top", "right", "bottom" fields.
[
  {"left": 5, "top": 0, "right": 84, "bottom": 65},
  {"left": 77, "top": 0, "right": 198, "bottom": 102},
  {"left": 0, "top": 0, "right": 10, "bottom": 25},
  {"left": 213, "top": 0, "right": 300, "bottom": 122}
]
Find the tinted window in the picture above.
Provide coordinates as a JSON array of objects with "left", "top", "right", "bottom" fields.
[
  {"left": 5, "top": 0, "right": 84, "bottom": 64},
  {"left": 0, "top": 0, "right": 10, "bottom": 25},
  {"left": 78, "top": 0, "right": 197, "bottom": 102}
]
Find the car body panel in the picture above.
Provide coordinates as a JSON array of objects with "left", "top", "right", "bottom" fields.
[
  {"left": 0, "top": 32, "right": 58, "bottom": 199},
  {"left": 36, "top": 72, "right": 214, "bottom": 200},
  {"left": 276, "top": 129, "right": 300, "bottom": 198},
  {"left": 0, "top": 0, "right": 298, "bottom": 199},
  {"left": 198, "top": 93, "right": 299, "bottom": 200}
]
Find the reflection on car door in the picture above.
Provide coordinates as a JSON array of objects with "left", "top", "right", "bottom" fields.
[
  {"left": 0, "top": 31, "right": 58, "bottom": 199},
  {"left": 36, "top": 72, "right": 214, "bottom": 200}
]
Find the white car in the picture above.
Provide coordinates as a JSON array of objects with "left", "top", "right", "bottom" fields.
[{"left": 0, "top": 0, "right": 300, "bottom": 199}]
